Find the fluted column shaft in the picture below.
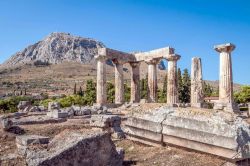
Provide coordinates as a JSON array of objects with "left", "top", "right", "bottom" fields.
[
  {"left": 167, "top": 61, "right": 178, "bottom": 104},
  {"left": 219, "top": 51, "right": 233, "bottom": 103},
  {"left": 114, "top": 61, "right": 124, "bottom": 104},
  {"left": 166, "top": 54, "right": 181, "bottom": 106},
  {"left": 96, "top": 57, "right": 107, "bottom": 105},
  {"left": 146, "top": 59, "right": 160, "bottom": 103},
  {"left": 213, "top": 43, "right": 238, "bottom": 112},
  {"left": 130, "top": 62, "right": 140, "bottom": 103},
  {"left": 191, "top": 57, "right": 204, "bottom": 108}
]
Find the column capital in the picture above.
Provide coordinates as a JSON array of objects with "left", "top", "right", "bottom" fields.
[
  {"left": 129, "top": 62, "right": 140, "bottom": 68},
  {"left": 214, "top": 43, "right": 235, "bottom": 53},
  {"left": 112, "top": 58, "right": 126, "bottom": 65},
  {"left": 145, "top": 58, "right": 162, "bottom": 65},
  {"left": 166, "top": 54, "right": 181, "bottom": 61},
  {"left": 95, "top": 55, "right": 107, "bottom": 62}
]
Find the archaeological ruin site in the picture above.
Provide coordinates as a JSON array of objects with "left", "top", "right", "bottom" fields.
[{"left": 1, "top": 42, "right": 250, "bottom": 166}]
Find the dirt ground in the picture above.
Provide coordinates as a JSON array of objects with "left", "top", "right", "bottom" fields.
[{"left": 0, "top": 117, "right": 229, "bottom": 166}]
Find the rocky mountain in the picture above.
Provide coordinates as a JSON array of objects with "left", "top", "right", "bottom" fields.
[{"left": 2, "top": 32, "right": 105, "bottom": 67}]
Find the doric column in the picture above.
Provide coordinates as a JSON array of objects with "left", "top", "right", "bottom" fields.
[
  {"left": 166, "top": 54, "right": 181, "bottom": 106},
  {"left": 113, "top": 59, "right": 124, "bottom": 104},
  {"left": 95, "top": 56, "right": 107, "bottom": 105},
  {"left": 191, "top": 57, "right": 204, "bottom": 108},
  {"left": 214, "top": 43, "right": 238, "bottom": 111},
  {"left": 130, "top": 62, "right": 140, "bottom": 103},
  {"left": 146, "top": 58, "right": 161, "bottom": 103}
]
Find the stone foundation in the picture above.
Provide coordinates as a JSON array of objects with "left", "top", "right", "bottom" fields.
[{"left": 124, "top": 106, "right": 250, "bottom": 162}]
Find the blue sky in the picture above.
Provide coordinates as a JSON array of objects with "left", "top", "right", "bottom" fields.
[{"left": 0, "top": 0, "right": 250, "bottom": 84}]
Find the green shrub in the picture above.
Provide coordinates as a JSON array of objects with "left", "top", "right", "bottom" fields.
[{"left": 0, "top": 96, "right": 34, "bottom": 113}]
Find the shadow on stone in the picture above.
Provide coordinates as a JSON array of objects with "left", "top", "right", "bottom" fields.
[
  {"left": 123, "top": 160, "right": 137, "bottom": 166},
  {"left": 7, "top": 126, "right": 25, "bottom": 135}
]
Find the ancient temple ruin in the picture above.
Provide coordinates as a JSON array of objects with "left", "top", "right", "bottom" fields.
[
  {"left": 95, "top": 47, "right": 180, "bottom": 105},
  {"left": 95, "top": 43, "right": 238, "bottom": 112},
  {"left": 94, "top": 43, "right": 250, "bottom": 164}
]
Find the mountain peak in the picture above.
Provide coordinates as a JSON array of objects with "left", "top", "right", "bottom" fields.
[{"left": 2, "top": 32, "right": 105, "bottom": 67}]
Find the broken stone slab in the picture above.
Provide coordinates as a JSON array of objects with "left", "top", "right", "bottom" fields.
[
  {"left": 48, "top": 102, "right": 60, "bottom": 111},
  {"left": 18, "top": 101, "right": 32, "bottom": 110},
  {"left": 90, "top": 115, "right": 121, "bottom": 128},
  {"left": 0, "top": 118, "right": 13, "bottom": 131},
  {"left": 91, "top": 115, "right": 125, "bottom": 139},
  {"left": 13, "top": 115, "right": 66, "bottom": 125},
  {"left": 16, "top": 135, "right": 50, "bottom": 156},
  {"left": 47, "top": 109, "right": 68, "bottom": 119},
  {"left": 23, "top": 131, "right": 123, "bottom": 166},
  {"left": 123, "top": 108, "right": 173, "bottom": 143},
  {"left": 75, "top": 106, "right": 91, "bottom": 116},
  {"left": 124, "top": 106, "right": 250, "bottom": 161},
  {"left": 16, "top": 135, "right": 50, "bottom": 146}
]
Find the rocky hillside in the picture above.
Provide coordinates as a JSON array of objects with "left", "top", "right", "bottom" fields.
[{"left": 2, "top": 32, "right": 105, "bottom": 67}]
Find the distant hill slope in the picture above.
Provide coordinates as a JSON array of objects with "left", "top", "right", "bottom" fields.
[{"left": 2, "top": 32, "right": 105, "bottom": 67}]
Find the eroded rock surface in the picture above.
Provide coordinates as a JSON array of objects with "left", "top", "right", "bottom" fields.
[
  {"left": 3, "top": 32, "right": 105, "bottom": 67},
  {"left": 19, "top": 131, "right": 123, "bottom": 166}
]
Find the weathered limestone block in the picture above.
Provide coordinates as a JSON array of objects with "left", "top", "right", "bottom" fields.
[
  {"left": 16, "top": 135, "right": 50, "bottom": 156},
  {"left": 124, "top": 107, "right": 250, "bottom": 161},
  {"left": 191, "top": 57, "right": 204, "bottom": 108},
  {"left": 166, "top": 54, "right": 181, "bottom": 106},
  {"left": 134, "top": 47, "right": 175, "bottom": 61},
  {"left": 124, "top": 108, "right": 174, "bottom": 145},
  {"left": 48, "top": 102, "right": 60, "bottom": 111},
  {"left": 0, "top": 118, "right": 13, "bottom": 131},
  {"left": 16, "top": 135, "right": 50, "bottom": 146},
  {"left": 18, "top": 101, "right": 31, "bottom": 110},
  {"left": 22, "top": 131, "right": 123, "bottom": 166},
  {"left": 213, "top": 43, "right": 239, "bottom": 112},
  {"left": 130, "top": 62, "right": 140, "bottom": 103},
  {"left": 47, "top": 110, "right": 68, "bottom": 119},
  {"left": 90, "top": 115, "right": 124, "bottom": 139}
]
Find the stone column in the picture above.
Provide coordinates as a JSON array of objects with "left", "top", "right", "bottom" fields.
[
  {"left": 130, "top": 62, "right": 140, "bottom": 103},
  {"left": 96, "top": 56, "right": 107, "bottom": 105},
  {"left": 113, "top": 59, "right": 124, "bottom": 104},
  {"left": 214, "top": 43, "right": 238, "bottom": 111},
  {"left": 191, "top": 57, "right": 204, "bottom": 108},
  {"left": 166, "top": 54, "right": 181, "bottom": 106},
  {"left": 146, "top": 59, "right": 160, "bottom": 103}
]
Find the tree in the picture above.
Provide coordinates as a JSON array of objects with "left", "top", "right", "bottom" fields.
[
  {"left": 107, "top": 82, "right": 115, "bottom": 103},
  {"left": 84, "top": 80, "right": 96, "bottom": 105},
  {"left": 177, "top": 68, "right": 182, "bottom": 101},
  {"left": 203, "top": 82, "right": 213, "bottom": 97},
  {"left": 158, "top": 73, "right": 168, "bottom": 103},
  {"left": 78, "top": 86, "right": 84, "bottom": 96},
  {"left": 124, "top": 83, "right": 131, "bottom": 102},
  {"left": 179, "top": 68, "right": 191, "bottom": 103},
  {"left": 73, "top": 83, "right": 77, "bottom": 95},
  {"left": 234, "top": 86, "right": 250, "bottom": 104},
  {"left": 140, "top": 74, "right": 148, "bottom": 99}
]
